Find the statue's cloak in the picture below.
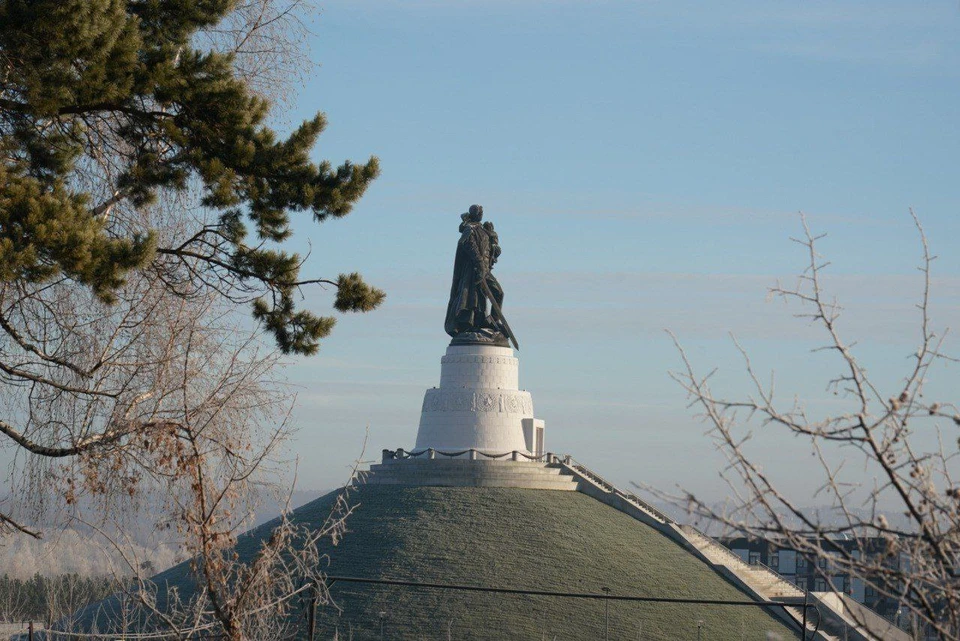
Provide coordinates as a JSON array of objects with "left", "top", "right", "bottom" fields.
[{"left": 444, "top": 222, "right": 491, "bottom": 337}]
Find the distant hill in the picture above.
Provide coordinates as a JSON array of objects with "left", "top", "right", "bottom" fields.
[{"left": 0, "top": 489, "right": 328, "bottom": 578}]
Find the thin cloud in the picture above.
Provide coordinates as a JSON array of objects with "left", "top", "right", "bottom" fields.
[{"left": 751, "top": 38, "right": 945, "bottom": 68}]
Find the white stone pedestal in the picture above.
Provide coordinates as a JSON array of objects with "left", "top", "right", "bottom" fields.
[{"left": 414, "top": 344, "right": 544, "bottom": 454}]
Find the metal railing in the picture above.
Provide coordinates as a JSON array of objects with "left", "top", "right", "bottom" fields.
[{"left": 563, "top": 458, "right": 674, "bottom": 525}]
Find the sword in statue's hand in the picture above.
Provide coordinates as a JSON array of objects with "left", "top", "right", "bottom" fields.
[{"left": 477, "top": 276, "right": 520, "bottom": 351}]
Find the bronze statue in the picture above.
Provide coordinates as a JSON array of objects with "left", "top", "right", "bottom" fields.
[{"left": 444, "top": 205, "right": 519, "bottom": 349}]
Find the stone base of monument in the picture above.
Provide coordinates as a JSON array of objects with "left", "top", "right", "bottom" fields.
[
  {"left": 366, "top": 330, "right": 555, "bottom": 489},
  {"left": 414, "top": 343, "right": 544, "bottom": 454},
  {"left": 367, "top": 451, "right": 578, "bottom": 491}
]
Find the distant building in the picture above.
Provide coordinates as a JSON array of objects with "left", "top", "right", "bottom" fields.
[{"left": 719, "top": 536, "right": 913, "bottom": 625}]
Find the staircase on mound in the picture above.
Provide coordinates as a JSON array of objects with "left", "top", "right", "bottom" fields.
[
  {"left": 679, "top": 525, "right": 840, "bottom": 641},
  {"left": 367, "top": 452, "right": 578, "bottom": 490},
  {"left": 369, "top": 449, "right": 891, "bottom": 641}
]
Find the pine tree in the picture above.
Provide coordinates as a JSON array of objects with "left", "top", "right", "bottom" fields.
[
  {"left": 0, "top": 0, "right": 384, "bottom": 355},
  {"left": 0, "top": 0, "right": 383, "bottom": 549}
]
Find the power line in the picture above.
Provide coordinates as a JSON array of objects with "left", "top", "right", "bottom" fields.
[{"left": 321, "top": 574, "right": 822, "bottom": 638}]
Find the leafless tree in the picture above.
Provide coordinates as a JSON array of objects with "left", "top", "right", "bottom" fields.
[
  {"left": 5, "top": 271, "right": 365, "bottom": 639},
  {"left": 668, "top": 213, "right": 958, "bottom": 640},
  {"left": 50, "top": 441, "right": 362, "bottom": 641},
  {"left": 0, "top": 577, "right": 31, "bottom": 623},
  {"left": 199, "top": 0, "right": 320, "bottom": 105}
]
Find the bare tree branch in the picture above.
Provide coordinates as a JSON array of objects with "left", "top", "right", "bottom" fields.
[{"left": 666, "top": 213, "right": 959, "bottom": 640}]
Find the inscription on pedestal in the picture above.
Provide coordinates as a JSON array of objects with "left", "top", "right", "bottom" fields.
[
  {"left": 441, "top": 355, "right": 516, "bottom": 365},
  {"left": 421, "top": 388, "right": 533, "bottom": 415}
]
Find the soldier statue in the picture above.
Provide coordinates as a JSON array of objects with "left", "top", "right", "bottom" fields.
[{"left": 444, "top": 204, "right": 519, "bottom": 349}]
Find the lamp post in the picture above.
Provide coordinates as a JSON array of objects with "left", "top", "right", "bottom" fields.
[
  {"left": 306, "top": 579, "right": 318, "bottom": 640},
  {"left": 697, "top": 619, "right": 704, "bottom": 641},
  {"left": 601, "top": 586, "right": 611, "bottom": 641},
  {"left": 379, "top": 611, "right": 386, "bottom": 641}
]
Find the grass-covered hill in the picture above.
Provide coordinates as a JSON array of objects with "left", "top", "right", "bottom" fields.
[{"left": 73, "top": 484, "right": 799, "bottom": 640}]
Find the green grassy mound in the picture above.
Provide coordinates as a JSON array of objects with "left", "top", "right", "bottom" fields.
[
  {"left": 281, "top": 485, "right": 794, "bottom": 640},
  {"left": 76, "top": 485, "right": 799, "bottom": 640}
]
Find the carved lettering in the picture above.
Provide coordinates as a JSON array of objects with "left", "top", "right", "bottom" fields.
[{"left": 421, "top": 390, "right": 532, "bottom": 414}]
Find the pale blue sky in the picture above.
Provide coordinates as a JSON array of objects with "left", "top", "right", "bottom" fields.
[{"left": 278, "top": 0, "right": 960, "bottom": 502}]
